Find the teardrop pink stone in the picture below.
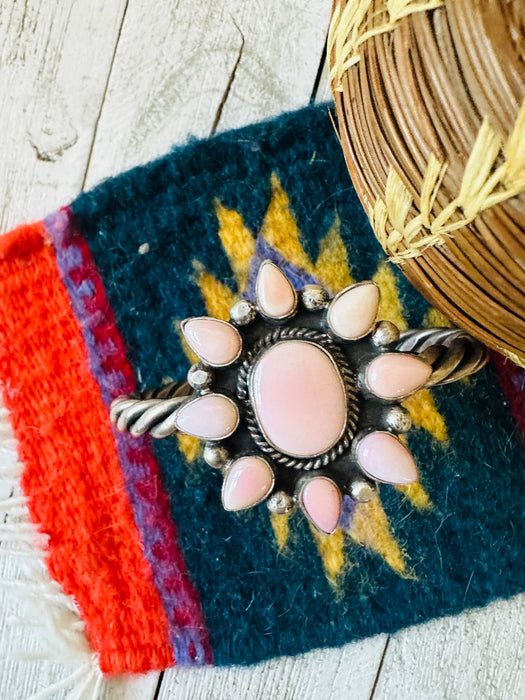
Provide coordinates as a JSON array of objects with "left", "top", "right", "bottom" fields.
[
  {"left": 256, "top": 261, "right": 297, "bottom": 318},
  {"left": 301, "top": 477, "right": 341, "bottom": 534},
  {"left": 175, "top": 394, "right": 239, "bottom": 440},
  {"left": 327, "top": 283, "right": 379, "bottom": 339},
  {"left": 182, "top": 317, "right": 241, "bottom": 366},
  {"left": 366, "top": 353, "right": 432, "bottom": 399},
  {"left": 222, "top": 456, "right": 274, "bottom": 511},
  {"left": 250, "top": 340, "right": 347, "bottom": 457},
  {"left": 357, "top": 431, "right": 418, "bottom": 484}
]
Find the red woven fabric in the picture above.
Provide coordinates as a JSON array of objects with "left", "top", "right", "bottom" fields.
[
  {"left": 491, "top": 351, "right": 525, "bottom": 443},
  {"left": 0, "top": 222, "right": 174, "bottom": 674}
]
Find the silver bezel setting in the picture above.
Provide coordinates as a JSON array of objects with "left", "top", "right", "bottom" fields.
[
  {"left": 298, "top": 474, "right": 343, "bottom": 534},
  {"left": 174, "top": 393, "right": 240, "bottom": 440},
  {"left": 221, "top": 456, "right": 276, "bottom": 511},
  {"left": 326, "top": 280, "right": 380, "bottom": 341},
  {"left": 351, "top": 429, "right": 410, "bottom": 485},
  {"left": 237, "top": 326, "right": 359, "bottom": 470},
  {"left": 361, "top": 352, "right": 432, "bottom": 401},
  {"left": 181, "top": 317, "right": 243, "bottom": 368},
  {"left": 255, "top": 260, "right": 298, "bottom": 321}
]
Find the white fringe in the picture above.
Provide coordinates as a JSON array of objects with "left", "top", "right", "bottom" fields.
[{"left": 0, "top": 402, "right": 108, "bottom": 699}]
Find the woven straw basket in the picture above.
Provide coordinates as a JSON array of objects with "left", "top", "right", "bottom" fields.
[{"left": 330, "top": 0, "right": 525, "bottom": 364}]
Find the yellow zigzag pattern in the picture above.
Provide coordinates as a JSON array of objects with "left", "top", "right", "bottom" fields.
[
  {"left": 310, "top": 526, "right": 346, "bottom": 584},
  {"left": 271, "top": 513, "right": 289, "bottom": 551},
  {"left": 349, "top": 497, "right": 410, "bottom": 576},
  {"left": 178, "top": 173, "right": 449, "bottom": 584}
]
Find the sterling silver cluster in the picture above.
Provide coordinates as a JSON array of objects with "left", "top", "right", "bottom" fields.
[{"left": 111, "top": 260, "right": 489, "bottom": 534}]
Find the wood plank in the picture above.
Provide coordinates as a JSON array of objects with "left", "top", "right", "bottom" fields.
[
  {"left": 83, "top": 0, "right": 331, "bottom": 188},
  {"left": 314, "top": 56, "right": 333, "bottom": 105},
  {"left": 0, "top": 0, "right": 127, "bottom": 232},
  {"left": 207, "top": 1, "right": 331, "bottom": 132},
  {"left": 157, "top": 636, "right": 387, "bottom": 700},
  {"left": 83, "top": 0, "right": 245, "bottom": 188},
  {"left": 372, "top": 595, "right": 525, "bottom": 700}
]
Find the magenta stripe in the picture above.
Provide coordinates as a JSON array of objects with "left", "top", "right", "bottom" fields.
[{"left": 44, "top": 208, "right": 213, "bottom": 666}]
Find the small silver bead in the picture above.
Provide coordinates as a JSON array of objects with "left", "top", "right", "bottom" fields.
[
  {"left": 385, "top": 405, "right": 412, "bottom": 433},
  {"left": 371, "top": 321, "right": 400, "bottom": 347},
  {"left": 301, "top": 284, "right": 329, "bottom": 311},
  {"left": 203, "top": 442, "right": 229, "bottom": 469},
  {"left": 267, "top": 490, "right": 294, "bottom": 515},
  {"left": 350, "top": 480, "right": 376, "bottom": 502},
  {"left": 230, "top": 300, "right": 257, "bottom": 326},
  {"left": 187, "top": 363, "right": 214, "bottom": 391}
]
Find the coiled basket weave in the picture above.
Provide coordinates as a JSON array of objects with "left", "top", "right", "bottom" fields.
[{"left": 330, "top": 0, "right": 525, "bottom": 364}]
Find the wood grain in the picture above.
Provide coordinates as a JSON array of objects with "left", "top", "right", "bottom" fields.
[
  {"left": 0, "top": 0, "right": 128, "bottom": 231},
  {"left": 373, "top": 595, "right": 525, "bottom": 700},
  {"left": 314, "top": 57, "right": 333, "bottom": 105},
  {"left": 84, "top": 0, "right": 330, "bottom": 189},
  {"left": 158, "top": 636, "right": 387, "bottom": 700},
  {"left": 208, "top": 1, "right": 330, "bottom": 131}
]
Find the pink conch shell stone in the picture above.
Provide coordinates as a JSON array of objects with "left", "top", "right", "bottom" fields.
[
  {"left": 250, "top": 340, "right": 347, "bottom": 457},
  {"left": 176, "top": 394, "right": 239, "bottom": 440},
  {"left": 222, "top": 456, "right": 274, "bottom": 511},
  {"left": 357, "top": 431, "right": 418, "bottom": 484},
  {"left": 366, "top": 353, "right": 432, "bottom": 399},
  {"left": 301, "top": 477, "right": 342, "bottom": 534},
  {"left": 182, "top": 317, "right": 241, "bottom": 367},
  {"left": 327, "top": 283, "right": 379, "bottom": 339},
  {"left": 256, "top": 261, "right": 297, "bottom": 318}
]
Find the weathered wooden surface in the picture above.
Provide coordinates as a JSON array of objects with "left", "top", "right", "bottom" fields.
[
  {"left": 158, "top": 636, "right": 387, "bottom": 700},
  {"left": 0, "top": 0, "right": 524, "bottom": 698},
  {"left": 159, "top": 596, "right": 525, "bottom": 700},
  {"left": 83, "top": 0, "right": 330, "bottom": 188},
  {"left": 0, "top": 0, "right": 128, "bottom": 231},
  {"left": 374, "top": 596, "right": 525, "bottom": 700}
]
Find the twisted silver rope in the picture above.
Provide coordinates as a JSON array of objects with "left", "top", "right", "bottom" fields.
[
  {"left": 395, "top": 327, "right": 489, "bottom": 386},
  {"left": 110, "top": 328, "right": 488, "bottom": 438},
  {"left": 110, "top": 381, "right": 191, "bottom": 438}
]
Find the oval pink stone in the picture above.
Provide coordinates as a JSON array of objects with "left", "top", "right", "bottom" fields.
[
  {"left": 366, "top": 353, "right": 432, "bottom": 399},
  {"left": 328, "top": 282, "right": 379, "bottom": 340},
  {"left": 301, "top": 477, "right": 341, "bottom": 534},
  {"left": 176, "top": 394, "right": 239, "bottom": 440},
  {"left": 250, "top": 340, "right": 347, "bottom": 457},
  {"left": 256, "top": 261, "right": 297, "bottom": 319},
  {"left": 182, "top": 317, "right": 241, "bottom": 367},
  {"left": 222, "top": 456, "right": 274, "bottom": 511},
  {"left": 357, "top": 431, "right": 418, "bottom": 484}
]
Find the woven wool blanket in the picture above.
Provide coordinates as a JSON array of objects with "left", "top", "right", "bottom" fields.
[{"left": 0, "top": 104, "right": 524, "bottom": 677}]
